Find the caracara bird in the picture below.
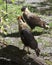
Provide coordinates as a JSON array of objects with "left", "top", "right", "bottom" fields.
[
  {"left": 17, "top": 16, "right": 40, "bottom": 56},
  {"left": 21, "top": 6, "right": 49, "bottom": 29}
]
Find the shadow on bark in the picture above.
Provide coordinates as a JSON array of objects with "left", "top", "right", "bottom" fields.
[{"left": 0, "top": 45, "right": 46, "bottom": 65}]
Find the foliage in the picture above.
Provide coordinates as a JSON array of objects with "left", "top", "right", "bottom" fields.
[
  {"left": 45, "top": 60, "right": 52, "bottom": 65},
  {"left": 0, "top": 0, "right": 3, "bottom": 4},
  {"left": 0, "top": 1, "right": 22, "bottom": 34},
  {"left": 0, "top": 0, "right": 52, "bottom": 34},
  {"left": 32, "top": 27, "right": 43, "bottom": 32},
  {"left": 47, "top": 0, "right": 52, "bottom": 3},
  {"left": 0, "top": 10, "right": 9, "bottom": 34},
  {"left": 11, "top": 0, "right": 15, "bottom": 3}
]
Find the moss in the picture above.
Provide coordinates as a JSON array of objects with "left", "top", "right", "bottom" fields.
[
  {"left": 49, "top": 22, "right": 52, "bottom": 27},
  {"left": 32, "top": 27, "right": 43, "bottom": 32},
  {"left": 45, "top": 60, "right": 52, "bottom": 65},
  {"left": 40, "top": 53, "right": 48, "bottom": 57}
]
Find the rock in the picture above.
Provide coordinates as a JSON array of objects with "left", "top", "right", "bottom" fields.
[{"left": 44, "top": 57, "right": 51, "bottom": 60}]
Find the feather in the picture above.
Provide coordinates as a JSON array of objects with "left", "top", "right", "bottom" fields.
[{"left": 17, "top": 16, "right": 40, "bottom": 56}]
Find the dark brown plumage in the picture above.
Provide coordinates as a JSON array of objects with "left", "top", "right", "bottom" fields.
[
  {"left": 17, "top": 16, "right": 40, "bottom": 56},
  {"left": 21, "top": 6, "right": 49, "bottom": 29}
]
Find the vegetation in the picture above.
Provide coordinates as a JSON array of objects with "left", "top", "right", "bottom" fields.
[
  {"left": 45, "top": 60, "right": 52, "bottom": 65},
  {"left": 0, "top": 0, "right": 52, "bottom": 34},
  {"left": 0, "top": 0, "right": 52, "bottom": 65},
  {"left": 0, "top": 1, "right": 22, "bottom": 34}
]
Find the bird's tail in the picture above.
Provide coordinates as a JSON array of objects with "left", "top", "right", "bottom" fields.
[
  {"left": 35, "top": 48, "right": 40, "bottom": 56},
  {"left": 45, "top": 24, "right": 50, "bottom": 29},
  {"left": 43, "top": 22, "right": 50, "bottom": 29}
]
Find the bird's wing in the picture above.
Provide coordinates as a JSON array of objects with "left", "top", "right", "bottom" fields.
[
  {"left": 20, "top": 30, "right": 26, "bottom": 42},
  {"left": 21, "top": 29, "right": 34, "bottom": 41},
  {"left": 21, "top": 29, "right": 38, "bottom": 49},
  {"left": 29, "top": 14, "right": 41, "bottom": 22},
  {"left": 21, "top": 29, "right": 37, "bottom": 44}
]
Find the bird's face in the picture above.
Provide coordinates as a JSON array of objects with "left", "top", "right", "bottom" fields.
[
  {"left": 17, "top": 16, "right": 21, "bottom": 20},
  {"left": 21, "top": 6, "right": 27, "bottom": 12},
  {"left": 25, "top": 8, "right": 30, "bottom": 12},
  {"left": 17, "top": 16, "right": 25, "bottom": 26},
  {"left": 17, "top": 16, "right": 22, "bottom": 27},
  {"left": 17, "top": 16, "right": 22, "bottom": 20},
  {"left": 17, "top": 16, "right": 29, "bottom": 31}
]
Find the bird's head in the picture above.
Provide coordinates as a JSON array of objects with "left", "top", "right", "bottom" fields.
[
  {"left": 17, "top": 16, "right": 26, "bottom": 26},
  {"left": 21, "top": 6, "right": 27, "bottom": 12},
  {"left": 21, "top": 6, "right": 30, "bottom": 13},
  {"left": 17, "top": 16, "right": 22, "bottom": 20},
  {"left": 17, "top": 16, "right": 30, "bottom": 31}
]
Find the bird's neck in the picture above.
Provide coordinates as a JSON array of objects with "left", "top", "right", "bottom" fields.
[
  {"left": 25, "top": 8, "right": 31, "bottom": 14},
  {"left": 18, "top": 19, "right": 27, "bottom": 31}
]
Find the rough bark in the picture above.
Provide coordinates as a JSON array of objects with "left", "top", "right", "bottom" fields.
[{"left": 0, "top": 45, "right": 46, "bottom": 65}]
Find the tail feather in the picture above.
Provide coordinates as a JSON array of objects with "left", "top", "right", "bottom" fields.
[
  {"left": 45, "top": 25, "right": 50, "bottom": 29},
  {"left": 45, "top": 24, "right": 50, "bottom": 29}
]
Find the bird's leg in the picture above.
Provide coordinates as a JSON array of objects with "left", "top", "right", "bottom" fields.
[{"left": 27, "top": 47, "right": 30, "bottom": 54}]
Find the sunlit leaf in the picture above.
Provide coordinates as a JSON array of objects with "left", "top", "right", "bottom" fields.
[
  {"left": 1, "top": 10, "right": 8, "bottom": 15},
  {"left": 1, "top": 26, "right": 4, "bottom": 31},
  {"left": 45, "top": 60, "right": 52, "bottom": 65},
  {"left": 11, "top": 0, "right": 15, "bottom": 3},
  {"left": 7, "top": 25, "right": 10, "bottom": 28},
  {"left": 4, "top": 31, "right": 7, "bottom": 35},
  {"left": 0, "top": 0, "right": 3, "bottom": 4}
]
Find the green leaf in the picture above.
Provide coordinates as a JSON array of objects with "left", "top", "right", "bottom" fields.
[
  {"left": 1, "top": 26, "right": 4, "bottom": 31},
  {"left": 0, "top": 0, "right": 3, "bottom": 4},
  {"left": 45, "top": 60, "right": 52, "bottom": 65},
  {"left": 11, "top": 0, "right": 15, "bottom": 3},
  {"left": 4, "top": 31, "right": 7, "bottom": 35}
]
